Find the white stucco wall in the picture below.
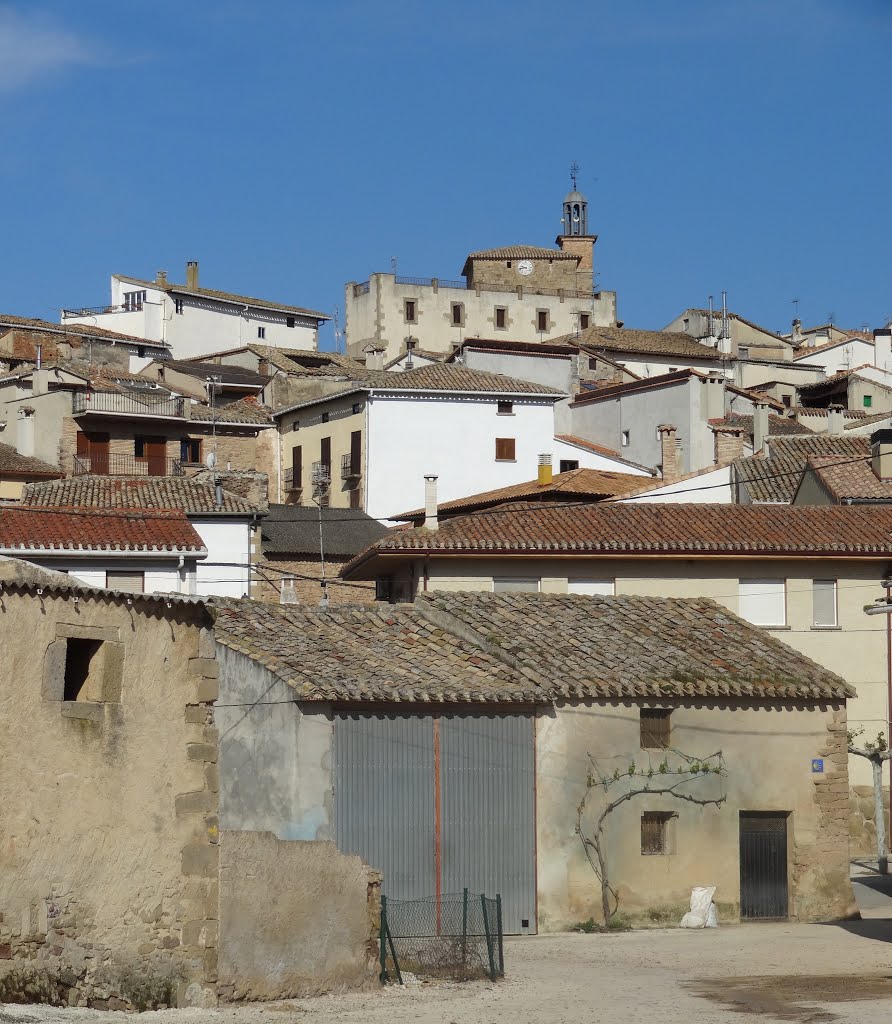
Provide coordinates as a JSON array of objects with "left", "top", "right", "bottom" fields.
[
  {"left": 364, "top": 393, "right": 564, "bottom": 520},
  {"left": 794, "top": 339, "right": 875, "bottom": 375},
  {"left": 192, "top": 518, "right": 253, "bottom": 598},
  {"left": 13, "top": 557, "right": 194, "bottom": 593},
  {"left": 551, "top": 437, "right": 652, "bottom": 476},
  {"left": 64, "top": 276, "right": 321, "bottom": 360}
]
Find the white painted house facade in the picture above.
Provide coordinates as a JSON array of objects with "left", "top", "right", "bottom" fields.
[{"left": 62, "top": 262, "right": 329, "bottom": 361}]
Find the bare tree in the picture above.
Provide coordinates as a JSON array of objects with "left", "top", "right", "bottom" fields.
[
  {"left": 848, "top": 729, "right": 892, "bottom": 875},
  {"left": 575, "top": 749, "right": 727, "bottom": 924}
]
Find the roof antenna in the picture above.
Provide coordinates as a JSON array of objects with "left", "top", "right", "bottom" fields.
[
  {"left": 569, "top": 160, "right": 580, "bottom": 191},
  {"left": 333, "top": 305, "right": 343, "bottom": 355},
  {"left": 390, "top": 256, "right": 398, "bottom": 275}
]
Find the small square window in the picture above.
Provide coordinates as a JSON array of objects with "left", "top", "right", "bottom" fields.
[
  {"left": 640, "top": 708, "right": 671, "bottom": 749},
  {"left": 506, "top": 261, "right": 512, "bottom": 268},
  {"left": 321, "top": 412, "right": 330, "bottom": 423},
  {"left": 286, "top": 316, "right": 295, "bottom": 328},
  {"left": 292, "top": 420, "right": 300, "bottom": 433},
  {"left": 495, "top": 307, "right": 507, "bottom": 330},
  {"left": 621, "top": 430, "right": 630, "bottom": 447},
  {"left": 864, "top": 395, "right": 873, "bottom": 408},
  {"left": 641, "top": 812, "right": 675, "bottom": 855},
  {"left": 174, "top": 298, "right": 184, "bottom": 315},
  {"left": 537, "top": 311, "right": 548, "bottom": 332},
  {"left": 497, "top": 401, "right": 513, "bottom": 415},
  {"left": 257, "top": 326, "right": 266, "bottom": 339},
  {"left": 739, "top": 346, "right": 750, "bottom": 360},
  {"left": 352, "top": 402, "right": 362, "bottom": 415},
  {"left": 64, "top": 638, "right": 103, "bottom": 702},
  {"left": 782, "top": 395, "right": 791, "bottom": 408},
  {"left": 559, "top": 459, "right": 579, "bottom": 472},
  {"left": 451, "top": 303, "right": 464, "bottom": 327},
  {"left": 180, "top": 437, "right": 201, "bottom": 463},
  {"left": 495, "top": 437, "right": 516, "bottom": 461},
  {"left": 404, "top": 299, "right": 417, "bottom": 323},
  {"left": 580, "top": 313, "right": 590, "bottom": 330}
]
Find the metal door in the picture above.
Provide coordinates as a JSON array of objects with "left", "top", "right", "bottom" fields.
[
  {"left": 333, "top": 710, "right": 537, "bottom": 933},
  {"left": 739, "top": 812, "right": 789, "bottom": 919}
]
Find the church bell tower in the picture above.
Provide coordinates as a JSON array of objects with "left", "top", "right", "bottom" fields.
[{"left": 556, "top": 162, "right": 597, "bottom": 293}]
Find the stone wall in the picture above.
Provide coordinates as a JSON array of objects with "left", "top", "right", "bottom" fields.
[
  {"left": 0, "top": 589, "right": 219, "bottom": 1009},
  {"left": 850, "top": 785, "right": 891, "bottom": 857},
  {"left": 251, "top": 556, "right": 375, "bottom": 605},
  {"left": 217, "top": 833, "right": 380, "bottom": 1001}
]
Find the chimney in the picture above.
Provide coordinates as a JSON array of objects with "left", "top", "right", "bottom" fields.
[
  {"left": 186, "top": 260, "right": 199, "bottom": 291},
  {"left": 538, "top": 453, "right": 553, "bottom": 486},
  {"left": 36, "top": 343, "right": 42, "bottom": 369},
  {"left": 753, "top": 400, "right": 770, "bottom": 455},
  {"left": 875, "top": 328, "right": 892, "bottom": 371},
  {"left": 423, "top": 475, "right": 439, "bottom": 531},
  {"left": 871, "top": 430, "right": 892, "bottom": 481},
  {"left": 17, "top": 407, "right": 35, "bottom": 457},
  {"left": 364, "top": 345, "right": 385, "bottom": 371},
  {"left": 279, "top": 577, "right": 298, "bottom": 605},
  {"left": 705, "top": 372, "right": 725, "bottom": 421},
  {"left": 658, "top": 424, "right": 680, "bottom": 482},
  {"left": 156, "top": 270, "right": 168, "bottom": 287},
  {"left": 827, "top": 404, "right": 845, "bottom": 435},
  {"left": 791, "top": 318, "right": 804, "bottom": 347},
  {"left": 711, "top": 424, "right": 746, "bottom": 465}
]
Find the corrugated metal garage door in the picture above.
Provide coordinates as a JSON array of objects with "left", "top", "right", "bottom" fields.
[{"left": 333, "top": 710, "right": 536, "bottom": 934}]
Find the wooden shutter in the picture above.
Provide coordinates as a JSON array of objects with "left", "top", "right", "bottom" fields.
[
  {"left": 350, "top": 430, "right": 361, "bottom": 475},
  {"left": 320, "top": 436, "right": 331, "bottom": 469},
  {"left": 292, "top": 445, "right": 302, "bottom": 486},
  {"left": 495, "top": 438, "right": 516, "bottom": 461},
  {"left": 639, "top": 708, "right": 671, "bottom": 749}
]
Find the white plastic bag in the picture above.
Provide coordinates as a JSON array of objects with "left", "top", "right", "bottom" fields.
[{"left": 679, "top": 886, "right": 717, "bottom": 928}]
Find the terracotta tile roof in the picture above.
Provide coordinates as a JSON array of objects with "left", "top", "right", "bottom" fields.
[
  {"left": 0, "top": 507, "right": 204, "bottom": 552},
  {"left": 573, "top": 368, "right": 699, "bottom": 405},
  {"left": 22, "top": 477, "right": 262, "bottom": 515},
  {"left": 262, "top": 505, "right": 387, "bottom": 557},
  {"left": 449, "top": 337, "right": 580, "bottom": 359},
  {"left": 846, "top": 410, "right": 892, "bottom": 430},
  {"left": 156, "top": 360, "right": 271, "bottom": 387},
  {"left": 113, "top": 274, "right": 329, "bottom": 321},
  {"left": 0, "top": 314, "right": 170, "bottom": 347},
  {"left": 733, "top": 435, "right": 869, "bottom": 503},
  {"left": 344, "top": 502, "right": 892, "bottom": 573},
  {"left": 790, "top": 406, "right": 866, "bottom": 420},
  {"left": 0, "top": 443, "right": 61, "bottom": 479},
  {"left": 189, "top": 395, "right": 274, "bottom": 426},
  {"left": 558, "top": 326, "right": 726, "bottom": 361},
  {"left": 793, "top": 333, "right": 874, "bottom": 358},
  {"left": 796, "top": 365, "right": 890, "bottom": 393},
  {"left": 392, "top": 468, "right": 646, "bottom": 523},
  {"left": 803, "top": 454, "right": 892, "bottom": 502},
  {"left": 383, "top": 349, "right": 448, "bottom": 369},
  {"left": 211, "top": 592, "right": 851, "bottom": 702},
  {"left": 711, "top": 412, "right": 814, "bottom": 440},
  {"left": 465, "top": 246, "right": 578, "bottom": 261}
]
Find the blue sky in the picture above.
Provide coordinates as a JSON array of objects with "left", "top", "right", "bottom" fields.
[{"left": 1, "top": 0, "right": 890, "bottom": 348}]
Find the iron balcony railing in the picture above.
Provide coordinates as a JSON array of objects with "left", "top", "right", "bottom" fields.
[
  {"left": 341, "top": 453, "right": 361, "bottom": 480},
  {"left": 73, "top": 391, "right": 186, "bottom": 419},
  {"left": 284, "top": 468, "right": 302, "bottom": 492},
  {"left": 61, "top": 303, "right": 132, "bottom": 318},
  {"left": 71, "top": 453, "right": 184, "bottom": 477}
]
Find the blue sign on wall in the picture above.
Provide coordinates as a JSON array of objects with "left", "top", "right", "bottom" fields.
[{"left": 811, "top": 758, "right": 824, "bottom": 773}]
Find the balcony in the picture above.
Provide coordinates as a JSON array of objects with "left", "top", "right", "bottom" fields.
[
  {"left": 73, "top": 391, "right": 185, "bottom": 419},
  {"left": 284, "top": 468, "right": 302, "bottom": 493},
  {"left": 71, "top": 453, "right": 184, "bottom": 477},
  {"left": 341, "top": 453, "right": 361, "bottom": 480},
  {"left": 61, "top": 303, "right": 133, "bottom": 319}
]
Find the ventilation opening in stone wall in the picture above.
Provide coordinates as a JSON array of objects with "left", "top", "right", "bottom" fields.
[{"left": 64, "top": 638, "right": 103, "bottom": 701}]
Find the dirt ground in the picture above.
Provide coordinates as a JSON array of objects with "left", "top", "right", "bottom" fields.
[{"left": 5, "top": 918, "right": 892, "bottom": 1024}]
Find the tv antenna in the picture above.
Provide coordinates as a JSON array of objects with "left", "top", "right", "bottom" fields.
[
  {"left": 390, "top": 256, "right": 398, "bottom": 275},
  {"left": 827, "top": 311, "right": 835, "bottom": 327},
  {"left": 333, "top": 305, "right": 343, "bottom": 354},
  {"left": 792, "top": 298, "right": 800, "bottom": 319}
]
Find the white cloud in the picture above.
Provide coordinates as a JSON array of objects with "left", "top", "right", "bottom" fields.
[{"left": 0, "top": 6, "right": 100, "bottom": 94}]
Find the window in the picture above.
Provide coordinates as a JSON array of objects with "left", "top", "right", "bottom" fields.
[
  {"left": 621, "top": 430, "right": 630, "bottom": 447},
  {"left": 506, "top": 261, "right": 512, "bottom": 268},
  {"left": 134, "top": 436, "right": 145, "bottom": 458},
  {"left": 580, "top": 313, "right": 590, "bottom": 330},
  {"left": 537, "top": 310, "right": 548, "bottom": 332},
  {"left": 668, "top": 367, "right": 678, "bottom": 373},
  {"left": 640, "top": 708, "right": 671, "bottom": 749},
  {"left": 137, "top": 345, "right": 146, "bottom": 359},
  {"left": 352, "top": 402, "right": 362, "bottom": 415},
  {"left": 738, "top": 578, "right": 786, "bottom": 627},
  {"left": 568, "top": 578, "right": 614, "bottom": 596},
  {"left": 292, "top": 420, "right": 300, "bottom": 432},
  {"left": 864, "top": 395, "right": 873, "bottom": 408},
  {"left": 588, "top": 357, "right": 598, "bottom": 370},
  {"left": 493, "top": 578, "right": 540, "bottom": 593},
  {"left": 497, "top": 401, "right": 513, "bottom": 416},
  {"left": 782, "top": 395, "right": 791, "bottom": 408},
  {"left": 64, "top": 639, "right": 104, "bottom": 701},
  {"left": 106, "top": 570, "right": 145, "bottom": 594},
  {"left": 404, "top": 299, "right": 417, "bottom": 323},
  {"left": 286, "top": 316, "right": 295, "bottom": 328},
  {"left": 813, "top": 579, "right": 838, "bottom": 627},
  {"left": 451, "top": 303, "right": 464, "bottom": 327},
  {"left": 180, "top": 437, "right": 201, "bottom": 463},
  {"left": 495, "top": 306, "right": 507, "bottom": 329},
  {"left": 174, "top": 298, "right": 184, "bottom": 315},
  {"left": 739, "top": 346, "right": 750, "bottom": 360},
  {"left": 559, "top": 459, "right": 579, "bottom": 472},
  {"left": 123, "top": 290, "right": 145, "bottom": 312},
  {"left": 495, "top": 437, "right": 516, "bottom": 461},
  {"left": 641, "top": 812, "right": 675, "bottom": 855},
  {"left": 257, "top": 326, "right": 266, "bottom": 339}
]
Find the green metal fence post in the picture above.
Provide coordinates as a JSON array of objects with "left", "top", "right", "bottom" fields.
[
  {"left": 462, "top": 887, "right": 469, "bottom": 966},
  {"left": 496, "top": 894, "right": 504, "bottom": 977},
  {"left": 481, "top": 894, "right": 496, "bottom": 981},
  {"left": 379, "top": 895, "right": 388, "bottom": 983}
]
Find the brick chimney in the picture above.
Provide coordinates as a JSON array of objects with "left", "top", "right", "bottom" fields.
[
  {"left": 658, "top": 425, "right": 680, "bottom": 482},
  {"left": 186, "top": 261, "right": 199, "bottom": 291},
  {"left": 711, "top": 424, "right": 746, "bottom": 464}
]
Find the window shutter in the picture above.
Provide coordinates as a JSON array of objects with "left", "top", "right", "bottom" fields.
[
  {"left": 292, "top": 445, "right": 302, "bottom": 483},
  {"left": 568, "top": 579, "right": 615, "bottom": 596},
  {"left": 495, "top": 438, "right": 516, "bottom": 461},
  {"left": 106, "top": 570, "right": 145, "bottom": 594},
  {"left": 812, "top": 579, "right": 837, "bottom": 627},
  {"left": 738, "top": 579, "right": 786, "bottom": 626}
]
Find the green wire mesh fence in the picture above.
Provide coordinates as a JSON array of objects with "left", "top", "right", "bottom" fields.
[{"left": 380, "top": 890, "right": 504, "bottom": 984}]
